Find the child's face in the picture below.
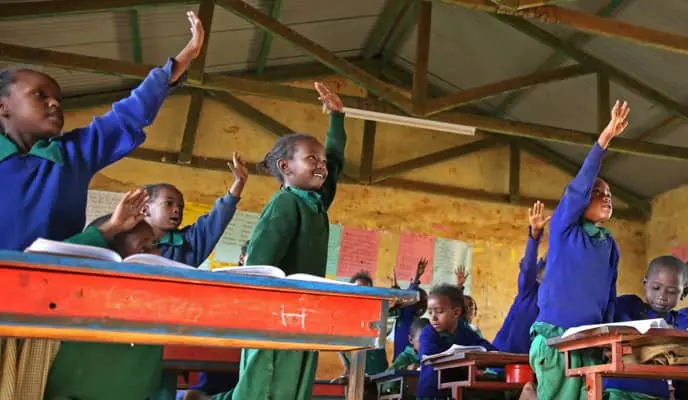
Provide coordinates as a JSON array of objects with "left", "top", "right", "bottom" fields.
[
  {"left": 0, "top": 71, "right": 63, "bottom": 138},
  {"left": 427, "top": 295, "right": 461, "bottom": 333},
  {"left": 353, "top": 278, "right": 372, "bottom": 287},
  {"left": 644, "top": 265, "right": 685, "bottom": 314},
  {"left": 463, "top": 296, "right": 476, "bottom": 322},
  {"left": 536, "top": 267, "right": 545, "bottom": 284},
  {"left": 144, "top": 186, "right": 184, "bottom": 232},
  {"left": 583, "top": 179, "right": 613, "bottom": 224},
  {"left": 279, "top": 139, "right": 327, "bottom": 190},
  {"left": 414, "top": 289, "right": 428, "bottom": 317},
  {"left": 113, "top": 222, "right": 159, "bottom": 258},
  {"left": 409, "top": 330, "right": 423, "bottom": 353}
]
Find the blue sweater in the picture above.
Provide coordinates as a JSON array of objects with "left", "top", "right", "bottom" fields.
[
  {"left": 0, "top": 59, "right": 179, "bottom": 251},
  {"left": 536, "top": 143, "right": 619, "bottom": 329},
  {"left": 604, "top": 295, "right": 688, "bottom": 398},
  {"left": 417, "top": 321, "right": 497, "bottom": 397},
  {"left": 157, "top": 193, "right": 240, "bottom": 267},
  {"left": 394, "top": 282, "right": 419, "bottom": 359},
  {"left": 493, "top": 229, "right": 542, "bottom": 354}
]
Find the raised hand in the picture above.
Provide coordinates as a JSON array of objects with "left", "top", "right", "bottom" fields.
[
  {"left": 171, "top": 11, "right": 206, "bottom": 82},
  {"left": 227, "top": 152, "right": 249, "bottom": 198},
  {"left": 412, "top": 258, "right": 428, "bottom": 284},
  {"left": 598, "top": 100, "right": 630, "bottom": 149},
  {"left": 99, "top": 189, "right": 149, "bottom": 240},
  {"left": 528, "top": 200, "right": 551, "bottom": 238},
  {"left": 455, "top": 265, "right": 469, "bottom": 288},
  {"left": 315, "top": 81, "right": 344, "bottom": 113}
]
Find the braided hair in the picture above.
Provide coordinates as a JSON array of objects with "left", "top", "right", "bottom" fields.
[{"left": 258, "top": 133, "right": 319, "bottom": 184}]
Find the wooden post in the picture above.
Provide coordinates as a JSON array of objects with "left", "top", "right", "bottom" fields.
[{"left": 413, "top": 0, "right": 432, "bottom": 114}]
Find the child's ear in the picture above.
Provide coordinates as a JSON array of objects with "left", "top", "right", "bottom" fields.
[
  {"left": 142, "top": 203, "right": 151, "bottom": 217},
  {"left": 681, "top": 287, "right": 688, "bottom": 301},
  {"left": 277, "top": 159, "right": 291, "bottom": 175}
]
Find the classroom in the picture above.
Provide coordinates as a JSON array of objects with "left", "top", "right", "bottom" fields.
[{"left": 1, "top": 0, "right": 688, "bottom": 399}]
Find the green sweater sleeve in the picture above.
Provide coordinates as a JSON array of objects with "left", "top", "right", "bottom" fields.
[
  {"left": 245, "top": 192, "right": 299, "bottom": 267},
  {"left": 320, "top": 112, "right": 346, "bottom": 210},
  {"left": 390, "top": 350, "right": 416, "bottom": 371},
  {"left": 64, "top": 226, "right": 109, "bottom": 248}
]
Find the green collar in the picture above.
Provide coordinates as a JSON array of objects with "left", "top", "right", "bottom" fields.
[
  {"left": 402, "top": 345, "right": 418, "bottom": 357},
  {"left": 157, "top": 231, "right": 185, "bottom": 247},
  {"left": 284, "top": 186, "right": 325, "bottom": 213},
  {"left": 0, "top": 133, "right": 64, "bottom": 164},
  {"left": 582, "top": 220, "right": 611, "bottom": 240}
]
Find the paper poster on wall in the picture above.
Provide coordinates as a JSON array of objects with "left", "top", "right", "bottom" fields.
[
  {"left": 213, "top": 211, "right": 260, "bottom": 264},
  {"left": 433, "top": 238, "right": 472, "bottom": 293},
  {"left": 671, "top": 245, "right": 688, "bottom": 263},
  {"left": 85, "top": 190, "right": 124, "bottom": 227},
  {"left": 326, "top": 224, "right": 342, "bottom": 278},
  {"left": 396, "top": 232, "right": 434, "bottom": 285},
  {"left": 337, "top": 227, "right": 380, "bottom": 277}
]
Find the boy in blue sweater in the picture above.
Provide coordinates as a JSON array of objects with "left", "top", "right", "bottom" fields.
[
  {"left": 530, "top": 100, "right": 630, "bottom": 400},
  {"left": 605, "top": 255, "right": 688, "bottom": 400},
  {"left": 493, "top": 200, "right": 549, "bottom": 354},
  {"left": 417, "top": 284, "right": 497, "bottom": 399},
  {"left": 0, "top": 10, "right": 203, "bottom": 252},
  {"left": 393, "top": 258, "right": 429, "bottom": 359}
]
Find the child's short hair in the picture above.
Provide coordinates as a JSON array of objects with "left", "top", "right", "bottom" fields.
[
  {"left": 429, "top": 284, "right": 464, "bottom": 308},
  {"left": 0, "top": 68, "right": 50, "bottom": 97},
  {"left": 349, "top": 270, "right": 373, "bottom": 285},
  {"left": 143, "top": 183, "right": 180, "bottom": 200},
  {"left": 410, "top": 317, "right": 430, "bottom": 337},
  {"left": 258, "top": 133, "right": 319, "bottom": 184},
  {"left": 647, "top": 255, "right": 688, "bottom": 284}
]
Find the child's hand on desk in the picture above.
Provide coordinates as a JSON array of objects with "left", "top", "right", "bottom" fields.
[
  {"left": 598, "top": 100, "right": 630, "bottom": 149},
  {"left": 528, "top": 200, "right": 551, "bottom": 239},
  {"left": 98, "top": 189, "right": 149, "bottom": 240},
  {"left": 227, "top": 152, "right": 249, "bottom": 198},
  {"left": 315, "top": 82, "right": 344, "bottom": 113},
  {"left": 407, "top": 363, "right": 420, "bottom": 371}
]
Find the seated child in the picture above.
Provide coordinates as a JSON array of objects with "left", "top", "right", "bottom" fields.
[
  {"left": 417, "top": 284, "right": 497, "bottom": 399},
  {"left": 493, "top": 200, "right": 549, "bottom": 354},
  {"left": 463, "top": 295, "right": 483, "bottom": 338},
  {"left": 530, "top": 100, "right": 629, "bottom": 400},
  {"left": 604, "top": 255, "right": 688, "bottom": 400},
  {"left": 390, "top": 317, "right": 430, "bottom": 371},
  {"left": 392, "top": 258, "right": 429, "bottom": 359}
]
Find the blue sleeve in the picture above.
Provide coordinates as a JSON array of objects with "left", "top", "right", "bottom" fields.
[
  {"left": 459, "top": 323, "right": 498, "bottom": 351},
  {"left": 320, "top": 113, "right": 347, "bottom": 210},
  {"left": 613, "top": 295, "right": 642, "bottom": 322},
  {"left": 604, "top": 244, "right": 620, "bottom": 323},
  {"left": 675, "top": 307, "right": 688, "bottom": 329},
  {"left": 550, "top": 143, "right": 606, "bottom": 232},
  {"left": 68, "top": 59, "right": 182, "bottom": 174},
  {"left": 182, "top": 194, "right": 239, "bottom": 267},
  {"left": 418, "top": 326, "right": 447, "bottom": 359},
  {"left": 518, "top": 228, "right": 542, "bottom": 293},
  {"left": 397, "top": 282, "right": 419, "bottom": 321}
]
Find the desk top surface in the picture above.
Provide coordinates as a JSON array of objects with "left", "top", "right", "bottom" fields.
[
  {"left": 425, "top": 351, "right": 529, "bottom": 367},
  {"left": 547, "top": 327, "right": 688, "bottom": 348}
]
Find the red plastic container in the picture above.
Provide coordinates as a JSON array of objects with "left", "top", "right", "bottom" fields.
[{"left": 505, "top": 363, "right": 534, "bottom": 383}]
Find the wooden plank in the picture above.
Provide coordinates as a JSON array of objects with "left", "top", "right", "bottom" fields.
[
  {"left": 362, "top": 0, "right": 408, "bottom": 59},
  {"left": 603, "top": 115, "right": 683, "bottom": 169},
  {"left": 0, "top": 0, "right": 195, "bottom": 20},
  {"left": 360, "top": 120, "right": 377, "bottom": 183},
  {"left": 178, "top": 91, "right": 205, "bottom": 164},
  {"left": 215, "top": 0, "right": 413, "bottom": 113},
  {"left": 597, "top": 74, "right": 610, "bottom": 132},
  {"left": 412, "top": 1, "right": 432, "bottom": 114},
  {"left": 493, "top": 16, "right": 688, "bottom": 120},
  {"left": 490, "top": 0, "right": 577, "bottom": 10},
  {"left": 229, "top": 57, "right": 382, "bottom": 82},
  {"left": 127, "top": 10, "right": 143, "bottom": 63},
  {"left": 509, "top": 141, "right": 520, "bottom": 204},
  {"left": 371, "top": 137, "right": 506, "bottom": 182},
  {"left": 255, "top": 0, "right": 283, "bottom": 74},
  {"left": 423, "top": 65, "right": 591, "bottom": 116},
  {"left": 439, "top": 0, "right": 688, "bottom": 55},
  {"left": 381, "top": 0, "right": 419, "bottom": 64}
]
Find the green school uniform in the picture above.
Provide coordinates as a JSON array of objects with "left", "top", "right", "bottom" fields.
[
  {"left": 390, "top": 345, "right": 419, "bottom": 371},
  {"left": 212, "top": 113, "right": 346, "bottom": 400},
  {"left": 44, "top": 226, "right": 165, "bottom": 400},
  {"left": 604, "top": 389, "right": 662, "bottom": 400}
]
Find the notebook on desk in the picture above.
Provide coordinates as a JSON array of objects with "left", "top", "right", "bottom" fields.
[
  {"left": 213, "top": 266, "right": 353, "bottom": 285},
  {"left": 561, "top": 318, "right": 669, "bottom": 338}
]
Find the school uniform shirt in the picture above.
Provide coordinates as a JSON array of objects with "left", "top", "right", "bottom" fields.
[
  {"left": 417, "top": 320, "right": 497, "bottom": 398},
  {"left": 536, "top": 142, "right": 619, "bottom": 330},
  {"left": 156, "top": 193, "right": 239, "bottom": 267},
  {"left": 211, "top": 113, "right": 346, "bottom": 400},
  {"left": 390, "top": 345, "right": 420, "bottom": 371},
  {"left": 393, "top": 282, "right": 419, "bottom": 359},
  {"left": 0, "top": 59, "right": 181, "bottom": 252},
  {"left": 493, "top": 229, "right": 543, "bottom": 354},
  {"left": 45, "top": 226, "right": 164, "bottom": 400},
  {"left": 604, "top": 294, "right": 688, "bottom": 399}
]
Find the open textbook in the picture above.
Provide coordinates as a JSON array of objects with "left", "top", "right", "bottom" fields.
[
  {"left": 421, "top": 344, "right": 488, "bottom": 362},
  {"left": 561, "top": 318, "right": 669, "bottom": 338},
  {"left": 25, "top": 238, "right": 194, "bottom": 269},
  {"left": 213, "top": 265, "right": 353, "bottom": 285}
]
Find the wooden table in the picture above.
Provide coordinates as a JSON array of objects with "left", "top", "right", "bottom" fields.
[
  {"left": 547, "top": 327, "right": 688, "bottom": 400},
  {"left": 369, "top": 369, "right": 418, "bottom": 400},
  {"left": 0, "top": 250, "right": 418, "bottom": 398},
  {"left": 424, "top": 352, "right": 529, "bottom": 400}
]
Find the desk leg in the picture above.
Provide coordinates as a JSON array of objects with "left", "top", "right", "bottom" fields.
[
  {"left": 585, "top": 373, "right": 603, "bottom": 400},
  {"left": 347, "top": 350, "right": 366, "bottom": 400},
  {"left": 452, "top": 386, "right": 463, "bottom": 400}
]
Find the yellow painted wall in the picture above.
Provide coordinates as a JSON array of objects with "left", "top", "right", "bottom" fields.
[{"left": 65, "top": 76, "right": 648, "bottom": 379}]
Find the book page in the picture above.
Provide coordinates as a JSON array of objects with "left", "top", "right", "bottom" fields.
[
  {"left": 213, "top": 265, "right": 286, "bottom": 278},
  {"left": 123, "top": 254, "right": 195, "bottom": 269},
  {"left": 421, "top": 344, "right": 487, "bottom": 362},
  {"left": 286, "top": 273, "right": 354, "bottom": 285},
  {"left": 25, "top": 238, "right": 121, "bottom": 262},
  {"left": 561, "top": 318, "right": 669, "bottom": 338}
]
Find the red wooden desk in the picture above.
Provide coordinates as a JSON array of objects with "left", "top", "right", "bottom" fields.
[
  {"left": 547, "top": 328, "right": 688, "bottom": 400},
  {"left": 0, "top": 251, "right": 418, "bottom": 397},
  {"left": 425, "top": 352, "right": 529, "bottom": 400}
]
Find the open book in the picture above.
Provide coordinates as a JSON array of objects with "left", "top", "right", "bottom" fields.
[
  {"left": 213, "top": 265, "right": 353, "bottom": 285},
  {"left": 421, "top": 344, "right": 488, "bottom": 362},
  {"left": 26, "top": 238, "right": 194, "bottom": 269},
  {"left": 561, "top": 318, "right": 669, "bottom": 338}
]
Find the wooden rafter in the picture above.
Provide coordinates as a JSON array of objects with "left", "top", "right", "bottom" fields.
[
  {"left": 381, "top": 0, "right": 418, "bottom": 64},
  {"left": 422, "top": 65, "right": 591, "bottom": 116},
  {"left": 229, "top": 57, "right": 383, "bottom": 83},
  {"left": 489, "top": 0, "right": 577, "bottom": 10},
  {"left": 214, "top": 0, "right": 413, "bottom": 114},
  {"left": 509, "top": 141, "right": 520, "bottom": 204},
  {"left": 362, "top": 0, "right": 409, "bottom": 60},
  {"left": 413, "top": 1, "right": 432, "bottom": 114},
  {"left": 439, "top": 0, "right": 688, "bottom": 56},
  {"left": 360, "top": 121, "right": 377, "bottom": 183},
  {"left": 0, "top": 0, "right": 194, "bottom": 20},
  {"left": 254, "top": 0, "right": 283, "bottom": 74},
  {"left": 603, "top": 115, "right": 683, "bottom": 169}
]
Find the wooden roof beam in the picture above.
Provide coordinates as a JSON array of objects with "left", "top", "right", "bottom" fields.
[
  {"left": 489, "top": 0, "right": 578, "bottom": 11},
  {"left": 0, "top": 0, "right": 196, "bottom": 20}
]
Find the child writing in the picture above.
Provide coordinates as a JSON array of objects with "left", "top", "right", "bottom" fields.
[
  {"left": 530, "top": 100, "right": 629, "bottom": 400},
  {"left": 208, "top": 82, "right": 347, "bottom": 400},
  {"left": 604, "top": 256, "right": 688, "bottom": 400},
  {"left": 417, "top": 284, "right": 497, "bottom": 399},
  {"left": 143, "top": 151, "right": 248, "bottom": 267},
  {"left": 0, "top": 10, "right": 204, "bottom": 252},
  {"left": 493, "top": 200, "right": 549, "bottom": 354},
  {"left": 392, "top": 258, "right": 429, "bottom": 359}
]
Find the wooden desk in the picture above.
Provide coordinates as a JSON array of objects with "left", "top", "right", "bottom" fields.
[
  {"left": 425, "top": 352, "right": 529, "bottom": 400},
  {"left": 547, "top": 327, "right": 688, "bottom": 400},
  {"left": 163, "top": 345, "right": 241, "bottom": 371},
  {"left": 370, "top": 369, "right": 418, "bottom": 400},
  {"left": 0, "top": 251, "right": 417, "bottom": 397}
]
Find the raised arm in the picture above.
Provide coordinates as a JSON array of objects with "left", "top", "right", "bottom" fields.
[
  {"left": 314, "top": 82, "right": 346, "bottom": 210},
  {"left": 551, "top": 101, "right": 629, "bottom": 231},
  {"left": 518, "top": 201, "right": 549, "bottom": 292},
  {"left": 245, "top": 192, "right": 299, "bottom": 267}
]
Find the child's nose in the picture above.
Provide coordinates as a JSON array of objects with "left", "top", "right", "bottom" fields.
[{"left": 48, "top": 98, "right": 61, "bottom": 109}]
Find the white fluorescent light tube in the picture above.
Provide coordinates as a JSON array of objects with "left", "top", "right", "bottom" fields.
[{"left": 342, "top": 107, "right": 476, "bottom": 136}]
